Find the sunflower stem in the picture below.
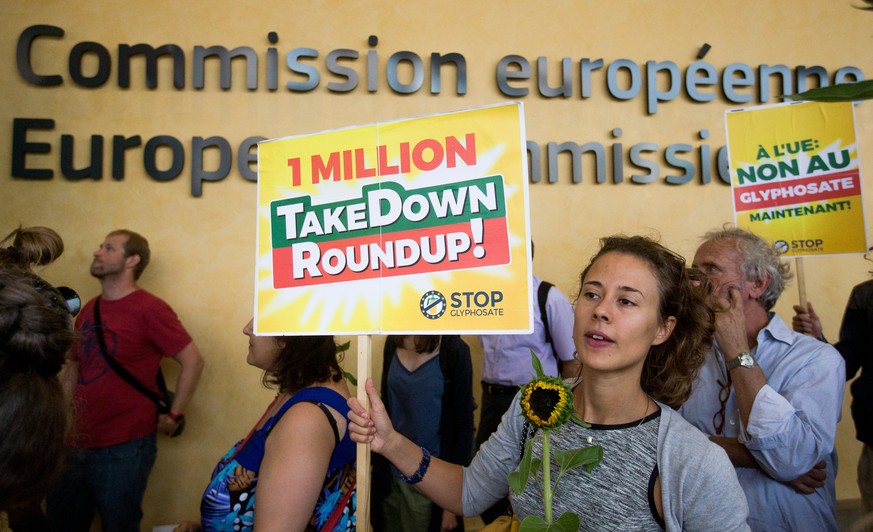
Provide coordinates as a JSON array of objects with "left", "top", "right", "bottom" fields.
[{"left": 543, "top": 430, "right": 552, "bottom": 524}]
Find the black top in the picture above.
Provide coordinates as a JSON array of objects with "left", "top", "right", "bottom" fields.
[{"left": 836, "top": 278, "right": 873, "bottom": 445}]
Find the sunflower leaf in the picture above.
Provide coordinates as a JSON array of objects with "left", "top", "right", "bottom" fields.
[
  {"left": 570, "top": 414, "right": 590, "bottom": 428},
  {"left": 784, "top": 80, "right": 873, "bottom": 102},
  {"left": 519, "top": 514, "right": 549, "bottom": 530},
  {"left": 530, "top": 350, "right": 545, "bottom": 378},
  {"left": 553, "top": 512, "right": 582, "bottom": 531},
  {"left": 509, "top": 434, "right": 536, "bottom": 495},
  {"left": 341, "top": 370, "right": 357, "bottom": 386},
  {"left": 518, "top": 512, "right": 580, "bottom": 531},
  {"left": 335, "top": 342, "right": 356, "bottom": 385},
  {"left": 554, "top": 445, "right": 604, "bottom": 474}
]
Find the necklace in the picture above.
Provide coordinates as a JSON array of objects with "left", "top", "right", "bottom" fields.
[{"left": 584, "top": 395, "right": 651, "bottom": 444}]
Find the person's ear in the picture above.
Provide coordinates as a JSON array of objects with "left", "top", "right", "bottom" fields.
[
  {"left": 125, "top": 254, "right": 141, "bottom": 271},
  {"left": 748, "top": 273, "right": 771, "bottom": 300},
  {"left": 653, "top": 316, "right": 677, "bottom": 346}
]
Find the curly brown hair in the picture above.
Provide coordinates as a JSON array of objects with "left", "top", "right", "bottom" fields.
[
  {"left": 578, "top": 235, "right": 714, "bottom": 408},
  {"left": 0, "top": 226, "right": 64, "bottom": 270},
  {"left": 262, "top": 335, "right": 345, "bottom": 393},
  {"left": 0, "top": 268, "right": 75, "bottom": 376},
  {"left": 0, "top": 267, "right": 74, "bottom": 512},
  {"left": 0, "top": 371, "right": 68, "bottom": 512}
]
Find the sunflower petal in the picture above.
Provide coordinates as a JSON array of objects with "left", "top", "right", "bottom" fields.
[{"left": 520, "top": 375, "right": 574, "bottom": 429}]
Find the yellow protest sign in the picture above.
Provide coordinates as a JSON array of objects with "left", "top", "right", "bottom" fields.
[
  {"left": 255, "top": 103, "right": 532, "bottom": 334},
  {"left": 725, "top": 101, "right": 866, "bottom": 257}
]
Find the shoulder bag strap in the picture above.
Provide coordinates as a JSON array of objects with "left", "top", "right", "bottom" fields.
[
  {"left": 93, "top": 298, "right": 163, "bottom": 406},
  {"left": 538, "top": 281, "right": 562, "bottom": 373},
  {"left": 537, "top": 281, "right": 554, "bottom": 347},
  {"left": 319, "top": 471, "right": 356, "bottom": 532}
]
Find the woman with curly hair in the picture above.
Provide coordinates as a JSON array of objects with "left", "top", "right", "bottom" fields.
[
  {"left": 175, "top": 320, "right": 355, "bottom": 532},
  {"left": 0, "top": 269, "right": 75, "bottom": 514},
  {"left": 347, "top": 235, "right": 751, "bottom": 530},
  {"left": 0, "top": 225, "right": 76, "bottom": 528}
]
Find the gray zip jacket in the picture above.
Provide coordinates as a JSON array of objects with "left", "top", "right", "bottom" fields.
[{"left": 462, "top": 396, "right": 750, "bottom": 531}]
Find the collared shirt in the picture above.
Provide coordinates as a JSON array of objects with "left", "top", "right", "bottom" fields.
[
  {"left": 680, "top": 313, "right": 845, "bottom": 532},
  {"left": 479, "top": 275, "right": 576, "bottom": 385}
]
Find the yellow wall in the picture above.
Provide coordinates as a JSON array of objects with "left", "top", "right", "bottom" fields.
[{"left": 2, "top": 1, "right": 871, "bottom": 527}]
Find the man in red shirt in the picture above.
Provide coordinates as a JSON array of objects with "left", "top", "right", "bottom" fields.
[{"left": 47, "top": 229, "right": 205, "bottom": 532}]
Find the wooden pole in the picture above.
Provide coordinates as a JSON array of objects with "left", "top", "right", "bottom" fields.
[
  {"left": 796, "top": 257, "right": 807, "bottom": 307},
  {"left": 356, "top": 335, "right": 372, "bottom": 531}
]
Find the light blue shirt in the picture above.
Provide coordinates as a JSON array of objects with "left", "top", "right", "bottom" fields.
[
  {"left": 680, "top": 313, "right": 845, "bottom": 532},
  {"left": 479, "top": 275, "right": 576, "bottom": 385}
]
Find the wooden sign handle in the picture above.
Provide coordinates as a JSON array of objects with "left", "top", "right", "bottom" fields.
[
  {"left": 795, "top": 257, "right": 807, "bottom": 307},
  {"left": 356, "top": 335, "right": 372, "bottom": 531}
]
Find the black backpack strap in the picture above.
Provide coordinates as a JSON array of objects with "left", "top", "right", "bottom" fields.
[
  {"left": 93, "top": 299, "right": 166, "bottom": 409},
  {"left": 538, "top": 281, "right": 554, "bottom": 345},
  {"left": 537, "top": 281, "right": 560, "bottom": 372}
]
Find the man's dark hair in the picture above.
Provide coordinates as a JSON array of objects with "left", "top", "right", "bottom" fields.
[{"left": 109, "top": 229, "right": 150, "bottom": 280}]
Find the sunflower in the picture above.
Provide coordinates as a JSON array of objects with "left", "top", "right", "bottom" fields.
[
  {"left": 519, "top": 375, "right": 574, "bottom": 429},
  {"left": 511, "top": 353, "right": 600, "bottom": 531}
]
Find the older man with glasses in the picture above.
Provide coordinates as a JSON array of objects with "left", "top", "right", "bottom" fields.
[{"left": 679, "top": 226, "right": 845, "bottom": 532}]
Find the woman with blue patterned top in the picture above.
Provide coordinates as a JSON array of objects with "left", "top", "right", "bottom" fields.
[{"left": 175, "top": 320, "right": 355, "bottom": 532}]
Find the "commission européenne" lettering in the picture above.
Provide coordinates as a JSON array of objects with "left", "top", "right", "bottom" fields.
[{"left": 11, "top": 26, "right": 866, "bottom": 196}]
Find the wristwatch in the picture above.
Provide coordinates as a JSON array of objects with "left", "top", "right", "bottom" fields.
[{"left": 726, "top": 351, "right": 756, "bottom": 371}]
